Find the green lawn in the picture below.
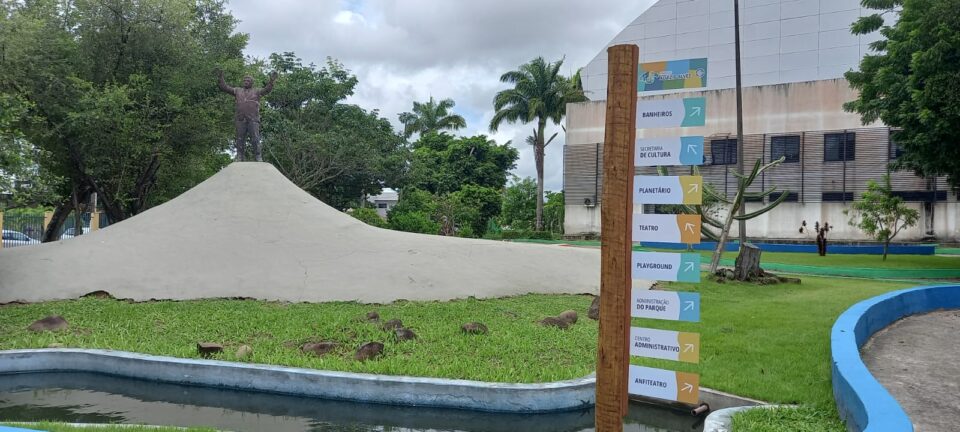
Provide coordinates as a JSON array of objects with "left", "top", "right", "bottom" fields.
[
  {"left": 0, "top": 276, "right": 922, "bottom": 431},
  {"left": 3, "top": 423, "right": 215, "bottom": 432},
  {"left": 0, "top": 294, "right": 598, "bottom": 383},
  {"left": 710, "top": 249, "right": 960, "bottom": 270}
]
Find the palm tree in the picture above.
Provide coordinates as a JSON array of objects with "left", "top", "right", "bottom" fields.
[
  {"left": 398, "top": 97, "right": 467, "bottom": 138},
  {"left": 490, "top": 57, "right": 586, "bottom": 231}
]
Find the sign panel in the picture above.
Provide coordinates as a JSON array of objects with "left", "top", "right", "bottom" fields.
[
  {"left": 627, "top": 365, "right": 700, "bottom": 404},
  {"left": 632, "top": 252, "right": 701, "bottom": 282},
  {"left": 630, "top": 327, "right": 700, "bottom": 364},
  {"left": 634, "top": 175, "right": 703, "bottom": 205},
  {"left": 635, "top": 136, "right": 704, "bottom": 166},
  {"left": 631, "top": 289, "right": 701, "bottom": 322},
  {"left": 636, "top": 97, "right": 706, "bottom": 129},
  {"left": 638, "top": 58, "right": 708, "bottom": 92},
  {"left": 632, "top": 214, "right": 701, "bottom": 244}
]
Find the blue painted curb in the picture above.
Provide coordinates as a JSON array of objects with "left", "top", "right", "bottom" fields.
[
  {"left": 641, "top": 241, "right": 935, "bottom": 255},
  {"left": 831, "top": 285, "right": 960, "bottom": 432},
  {"left": 0, "top": 427, "right": 45, "bottom": 432}
]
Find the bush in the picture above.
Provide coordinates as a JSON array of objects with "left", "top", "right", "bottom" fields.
[
  {"left": 529, "top": 231, "right": 556, "bottom": 240},
  {"left": 349, "top": 207, "right": 387, "bottom": 228},
  {"left": 389, "top": 211, "right": 439, "bottom": 234},
  {"left": 456, "top": 226, "right": 475, "bottom": 238},
  {"left": 500, "top": 229, "right": 530, "bottom": 240}
]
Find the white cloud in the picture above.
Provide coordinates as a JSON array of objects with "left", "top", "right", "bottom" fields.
[{"left": 226, "top": 0, "right": 655, "bottom": 191}]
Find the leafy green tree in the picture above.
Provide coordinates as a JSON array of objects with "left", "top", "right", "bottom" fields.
[
  {"left": 845, "top": 173, "right": 919, "bottom": 260},
  {"left": 543, "top": 191, "right": 565, "bottom": 234},
  {"left": 500, "top": 177, "right": 537, "bottom": 230},
  {"left": 387, "top": 188, "right": 439, "bottom": 234},
  {"left": 1, "top": 0, "right": 245, "bottom": 240},
  {"left": 348, "top": 207, "right": 387, "bottom": 228},
  {"left": 845, "top": 0, "right": 960, "bottom": 189},
  {"left": 260, "top": 53, "right": 408, "bottom": 210},
  {"left": 452, "top": 184, "right": 502, "bottom": 236},
  {"left": 405, "top": 133, "right": 517, "bottom": 195},
  {"left": 490, "top": 57, "right": 587, "bottom": 230},
  {"left": 397, "top": 97, "right": 467, "bottom": 139}
]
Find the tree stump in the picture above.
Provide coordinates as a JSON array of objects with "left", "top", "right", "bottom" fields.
[{"left": 734, "top": 243, "right": 763, "bottom": 281}]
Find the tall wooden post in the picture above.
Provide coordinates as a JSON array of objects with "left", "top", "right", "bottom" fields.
[{"left": 595, "top": 43, "right": 639, "bottom": 432}]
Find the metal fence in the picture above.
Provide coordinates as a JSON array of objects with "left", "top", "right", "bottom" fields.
[
  {"left": 563, "top": 126, "right": 955, "bottom": 207},
  {"left": 1, "top": 212, "right": 112, "bottom": 249}
]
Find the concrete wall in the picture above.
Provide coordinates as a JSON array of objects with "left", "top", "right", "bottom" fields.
[
  {"left": 563, "top": 201, "right": 960, "bottom": 242},
  {"left": 581, "top": 0, "right": 892, "bottom": 100},
  {"left": 563, "top": 80, "right": 959, "bottom": 241}
]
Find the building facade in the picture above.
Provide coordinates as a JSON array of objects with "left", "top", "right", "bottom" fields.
[{"left": 563, "top": 0, "right": 959, "bottom": 242}]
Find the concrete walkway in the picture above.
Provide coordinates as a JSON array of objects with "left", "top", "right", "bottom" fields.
[{"left": 861, "top": 310, "right": 960, "bottom": 432}]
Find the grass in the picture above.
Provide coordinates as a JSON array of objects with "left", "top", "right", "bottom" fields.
[
  {"left": 637, "top": 276, "right": 916, "bottom": 431},
  {"left": 0, "top": 294, "right": 598, "bottom": 383},
  {"left": 731, "top": 406, "right": 845, "bottom": 432},
  {"left": 0, "top": 276, "right": 925, "bottom": 431},
  {"left": 2, "top": 423, "right": 215, "bottom": 431},
  {"left": 709, "top": 249, "right": 960, "bottom": 270}
]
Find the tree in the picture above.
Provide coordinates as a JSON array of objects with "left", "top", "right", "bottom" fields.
[
  {"left": 845, "top": 173, "right": 919, "bottom": 260},
  {"left": 404, "top": 132, "right": 518, "bottom": 195},
  {"left": 490, "top": 57, "right": 587, "bottom": 231},
  {"left": 845, "top": 0, "right": 960, "bottom": 190},
  {"left": 1, "top": 0, "right": 245, "bottom": 240},
  {"left": 543, "top": 191, "right": 565, "bottom": 234},
  {"left": 260, "top": 53, "right": 408, "bottom": 210},
  {"left": 501, "top": 177, "right": 537, "bottom": 230},
  {"left": 398, "top": 97, "right": 467, "bottom": 139}
]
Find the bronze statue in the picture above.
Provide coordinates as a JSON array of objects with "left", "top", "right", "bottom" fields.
[{"left": 217, "top": 70, "right": 278, "bottom": 161}]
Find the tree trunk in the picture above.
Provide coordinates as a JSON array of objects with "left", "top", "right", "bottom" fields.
[
  {"left": 534, "top": 120, "right": 546, "bottom": 232},
  {"left": 710, "top": 199, "right": 739, "bottom": 273},
  {"left": 42, "top": 200, "right": 73, "bottom": 243},
  {"left": 734, "top": 243, "right": 762, "bottom": 281},
  {"left": 883, "top": 240, "right": 889, "bottom": 261}
]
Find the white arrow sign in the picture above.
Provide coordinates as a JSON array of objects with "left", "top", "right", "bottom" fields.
[
  {"left": 687, "top": 182, "right": 699, "bottom": 193},
  {"left": 683, "top": 344, "right": 695, "bottom": 353},
  {"left": 683, "top": 301, "right": 696, "bottom": 311},
  {"left": 682, "top": 383, "right": 695, "bottom": 393}
]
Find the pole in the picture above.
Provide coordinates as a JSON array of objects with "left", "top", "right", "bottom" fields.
[
  {"left": 734, "top": 0, "right": 746, "bottom": 245},
  {"left": 595, "top": 43, "right": 638, "bottom": 432}
]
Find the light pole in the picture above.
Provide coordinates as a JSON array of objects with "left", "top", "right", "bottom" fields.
[{"left": 734, "top": 0, "right": 746, "bottom": 245}]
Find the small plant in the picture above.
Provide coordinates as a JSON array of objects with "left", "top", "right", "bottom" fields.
[
  {"left": 348, "top": 207, "right": 387, "bottom": 228},
  {"left": 845, "top": 173, "right": 919, "bottom": 260}
]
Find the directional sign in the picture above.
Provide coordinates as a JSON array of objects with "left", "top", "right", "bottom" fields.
[
  {"left": 638, "top": 58, "right": 708, "bottom": 92},
  {"left": 635, "top": 136, "right": 704, "bottom": 166},
  {"left": 634, "top": 175, "right": 703, "bottom": 205},
  {"left": 630, "top": 327, "right": 701, "bottom": 364},
  {"left": 632, "top": 252, "right": 700, "bottom": 282},
  {"left": 633, "top": 214, "right": 701, "bottom": 244},
  {"left": 636, "top": 97, "right": 706, "bottom": 129},
  {"left": 627, "top": 365, "right": 700, "bottom": 404},
  {"left": 631, "top": 289, "right": 701, "bottom": 322}
]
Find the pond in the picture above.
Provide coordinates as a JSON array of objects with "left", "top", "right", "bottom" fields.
[{"left": 0, "top": 372, "right": 704, "bottom": 432}]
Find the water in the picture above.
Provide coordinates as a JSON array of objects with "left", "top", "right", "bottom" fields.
[{"left": 0, "top": 372, "right": 704, "bottom": 432}]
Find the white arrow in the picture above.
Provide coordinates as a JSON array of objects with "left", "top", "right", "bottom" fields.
[
  {"left": 687, "top": 144, "right": 699, "bottom": 154},
  {"left": 684, "top": 223, "right": 696, "bottom": 233},
  {"left": 683, "top": 301, "right": 695, "bottom": 311},
  {"left": 690, "top": 106, "right": 702, "bottom": 117},
  {"left": 687, "top": 182, "right": 700, "bottom": 193},
  {"left": 681, "top": 383, "right": 694, "bottom": 393},
  {"left": 684, "top": 262, "right": 696, "bottom": 272},
  {"left": 683, "top": 344, "right": 695, "bottom": 353}
]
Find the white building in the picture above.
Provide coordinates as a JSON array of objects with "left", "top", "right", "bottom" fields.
[
  {"left": 366, "top": 189, "right": 398, "bottom": 218},
  {"left": 563, "top": 0, "right": 959, "bottom": 242}
]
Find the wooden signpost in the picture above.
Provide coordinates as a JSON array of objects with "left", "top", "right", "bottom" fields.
[{"left": 596, "top": 46, "right": 709, "bottom": 432}]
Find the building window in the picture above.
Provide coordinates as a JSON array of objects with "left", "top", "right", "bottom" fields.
[
  {"left": 822, "top": 192, "right": 854, "bottom": 202},
  {"left": 770, "top": 192, "right": 799, "bottom": 202},
  {"left": 889, "top": 136, "right": 904, "bottom": 160},
  {"left": 824, "top": 132, "right": 855, "bottom": 162},
  {"left": 711, "top": 139, "right": 737, "bottom": 165},
  {"left": 377, "top": 203, "right": 388, "bottom": 209},
  {"left": 770, "top": 135, "right": 800, "bottom": 163}
]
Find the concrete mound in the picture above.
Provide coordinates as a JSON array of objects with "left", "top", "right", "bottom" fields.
[{"left": 0, "top": 163, "right": 602, "bottom": 303}]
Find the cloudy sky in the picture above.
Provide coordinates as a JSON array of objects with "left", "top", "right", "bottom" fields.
[{"left": 226, "top": 0, "right": 655, "bottom": 192}]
